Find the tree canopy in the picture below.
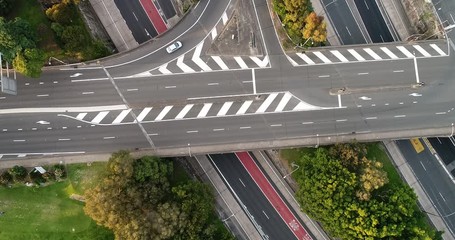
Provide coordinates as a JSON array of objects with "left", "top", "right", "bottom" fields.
[
  {"left": 292, "top": 144, "right": 440, "bottom": 239},
  {"left": 84, "top": 151, "right": 233, "bottom": 240}
]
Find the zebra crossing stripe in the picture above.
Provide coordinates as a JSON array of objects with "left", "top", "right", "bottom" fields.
[
  {"left": 396, "top": 46, "right": 414, "bottom": 58},
  {"left": 348, "top": 49, "right": 366, "bottom": 61},
  {"left": 234, "top": 57, "right": 249, "bottom": 69},
  {"left": 155, "top": 106, "right": 173, "bottom": 121},
  {"left": 211, "top": 28, "right": 218, "bottom": 40},
  {"left": 217, "top": 102, "right": 234, "bottom": 116},
  {"left": 76, "top": 113, "right": 87, "bottom": 120},
  {"left": 177, "top": 56, "right": 196, "bottom": 73},
  {"left": 256, "top": 93, "right": 278, "bottom": 113},
  {"left": 91, "top": 111, "right": 109, "bottom": 124},
  {"left": 175, "top": 104, "right": 194, "bottom": 119},
  {"left": 313, "top": 51, "right": 332, "bottom": 63},
  {"left": 430, "top": 44, "right": 447, "bottom": 56},
  {"left": 211, "top": 56, "right": 229, "bottom": 70},
  {"left": 413, "top": 45, "right": 431, "bottom": 57},
  {"left": 112, "top": 109, "right": 132, "bottom": 124},
  {"left": 0, "top": 154, "right": 3, "bottom": 159},
  {"left": 364, "top": 48, "right": 382, "bottom": 60},
  {"left": 159, "top": 63, "right": 172, "bottom": 74},
  {"left": 293, "top": 101, "right": 318, "bottom": 111},
  {"left": 250, "top": 56, "right": 269, "bottom": 67},
  {"left": 330, "top": 50, "right": 349, "bottom": 62},
  {"left": 222, "top": 12, "right": 228, "bottom": 25},
  {"left": 380, "top": 47, "right": 398, "bottom": 59},
  {"left": 236, "top": 100, "right": 253, "bottom": 115},
  {"left": 136, "top": 107, "right": 152, "bottom": 122},
  {"left": 192, "top": 42, "right": 211, "bottom": 71},
  {"left": 275, "top": 92, "right": 292, "bottom": 112},
  {"left": 198, "top": 103, "right": 213, "bottom": 118},
  {"left": 296, "top": 53, "right": 315, "bottom": 64}
]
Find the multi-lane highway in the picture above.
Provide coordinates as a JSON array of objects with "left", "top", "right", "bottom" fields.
[{"left": 1, "top": 0, "right": 455, "bottom": 158}]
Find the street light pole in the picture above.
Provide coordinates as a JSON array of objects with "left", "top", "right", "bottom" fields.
[{"left": 283, "top": 162, "right": 300, "bottom": 179}]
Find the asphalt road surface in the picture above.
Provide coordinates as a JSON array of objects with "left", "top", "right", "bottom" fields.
[
  {"left": 114, "top": 0, "right": 158, "bottom": 43},
  {"left": 354, "top": 0, "right": 393, "bottom": 42}
]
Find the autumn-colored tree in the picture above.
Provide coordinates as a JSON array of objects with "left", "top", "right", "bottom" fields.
[{"left": 302, "top": 12, "right": 327, "bottom": 43}]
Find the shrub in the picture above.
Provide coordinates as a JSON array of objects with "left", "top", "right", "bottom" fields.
[
  {"left": 0, "top": 171, "right": 13, "bottom": 185},
  {"left": 8, "top": 165, "right": 27, "bottom": 183}
]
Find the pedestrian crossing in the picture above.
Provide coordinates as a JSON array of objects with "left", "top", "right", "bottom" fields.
[
  {"left": 64, "top": 92, "right": 324, "bottom": 125},
  {"left": 287, "top": 40, "right": 449, "bottom": 66},
  {"left": 133, "top": 9, "right": 270, "bottom": 78}
]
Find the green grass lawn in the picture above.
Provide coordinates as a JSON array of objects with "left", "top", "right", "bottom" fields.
[
  {"left": 66, "top": 162, "right": 108, "bottom": 195},
  {"left": 0, "top": 165, "right": 113, "bottom": 240},
  {"left": 365, "top": 143, "right": 402, "bottom": 186}
]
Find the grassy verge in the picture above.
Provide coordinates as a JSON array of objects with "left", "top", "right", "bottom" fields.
[
  {"left": 66, "top": 162, "right": 108, "bottom": 195},
  {"left": 365, "top": 143, "right": 402, "bottom": 186}
]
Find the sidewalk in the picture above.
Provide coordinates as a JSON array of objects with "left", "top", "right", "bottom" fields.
[{"left": 383, "top": 140, "right": 453, "bottom": 240}]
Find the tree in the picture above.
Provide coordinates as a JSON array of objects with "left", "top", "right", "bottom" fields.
[
  {"left": 0, "top": 171, "right": 12, "bottom": 185},
  {"left": 8, "top": 165, "right": 27, "bottom": 183},
  {"left": 0, "top": 0, "right": 13, "bottom": 16},
  {"left": 302, "top": 12, "right": 327, "bottom": 44},
  {"left": 13, "top": 48, "right": 45, "bottom": 78}
]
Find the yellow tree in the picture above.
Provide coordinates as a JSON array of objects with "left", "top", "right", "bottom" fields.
[{"left": 302, "top": 12, "right": 327, "bottom": 43}]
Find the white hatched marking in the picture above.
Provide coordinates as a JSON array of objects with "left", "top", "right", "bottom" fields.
[
  {"left": 175, "top": 104, "right": 194, "bottom": 119},
  {"left": 192, "top": 42, "right": 211, "bottom": 71},
  {"left": 275, "top": 92, "right": 292, "bottom": 112},
  {"left": 155, "top": 106, "right": 173, "bottom": 121},
  {"left": 348, "top": 49, "right": 366, "bottom": 61},
  {"left": 364, "top": 48, "right": 382, "bottom": 60},
  {"left": 222, "top": 12, "right": 228, "bottom": 25},
  {"left": 236, "top": 100, "right": 253, "bottom": 115},
  {"left": 91, "top": 111, "right": 109, "bottom": 124},
  {"left": 313, "top": 51, "right": 332, "bottom": 63},
  {"left": 76, "top": 113, "right": 87, "bottom": 120},
  {"left": 198, "top": 103, "right": 213, "bottom": 118},
  {"left": 112, "top": 109, "right": 131, "bottom": 124},
  {"left": 177, "top": 56, "right": 195, "bottom": 73},
  {"left": 413, "top": 45, "right": 431, "bottom": 57},
  {"left": 330, "top": 50, "right": 349, "bottom": 62},
  {"left": 256, "top": 93, "right": 278, "bottom": 113},
  {"left": 211, "top": 28, "right": 217, "bottom": 40},
  {"left": 380, "top": 47, "right": 398, "bottom": 59},
  {"left": 211, "top": 56, "right": 229, "bottom": 70},
  {"left": 217, "top": 102, "right": 234, "bottom": 116},
  {"left": 430, "top": 44, "right": 447, "bottom": 56},
  {"left": 234, "top": 57, "right": 248, "bottom": 69},
  {"left": 293, "top": 101, "right": 319, "bottom": 111},
  {"left": 0, "top": 155, "right": 2, "bottom": 159},
  {"left": 296, "top": 53, "right": 315, "bottom": 64},
  {"left": 136, "top": 107, "right": 152, "bottom": 122},
  {"left": 396, "top": 46, "right": 414, "bottom": 58},
  {"left": 158, "top": 63, "right": 172, "bottom": 74},
  {"left": 250, "top": 56, "right": 269, "bottom": 67}
]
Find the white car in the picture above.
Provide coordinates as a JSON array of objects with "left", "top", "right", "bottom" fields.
[{"left": 166, "top": 41, "right": 182, "bottom": 53}]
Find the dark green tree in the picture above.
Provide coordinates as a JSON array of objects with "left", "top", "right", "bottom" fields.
[
  {"left": 0, "top": 0, "right": 13, "bottom": 16},
  {"left": 8, "top": 165, "right": 27, "bottom": 183}
]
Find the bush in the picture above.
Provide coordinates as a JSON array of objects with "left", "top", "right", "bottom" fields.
[
  {"left": 52, "top": 164, "right": 66, "bottom": 180},
  {"left": 0, "top": 171, "right": 13, "bottom": 185},
  {"left": 8, "top": 166, "right": 27, "bottom": 183}
]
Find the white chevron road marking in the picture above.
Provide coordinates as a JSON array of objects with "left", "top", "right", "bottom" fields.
[
  {"left": 234, "top": 57, "right": 249, "bottom": 69},
  {"left": 91, "top": 111, "right": 109, "bottom": 124},
  {"left": 250, "top": 56, "right": 269, "bottom": 67},
  {"left": 192, "top": 42, "right": 211, "bottom": 71},
  {"left": 112, "top": 109, "right": 131, "bottom": 124},
  {"left": 348, "top": 49, "right": 366, "bottom": 61},
  {"left": 158, "top": 63, "right": 172, "bottom": 74},
  {"left": 211, "top": 56, "right": 229, "bottom": 70},
  {"left": 296, "top": 53, "right": 315, "bottom": 64},
  {"left": 177, "top": 56, "right": 195, "bottom": 73}
]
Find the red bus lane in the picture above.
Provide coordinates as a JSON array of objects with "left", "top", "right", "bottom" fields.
[
  {"left": 235, "top": 152, "right": 312, "bottom": 240},
  {"left": 139, "top": 0, "right": 167, "bottom": 34}
]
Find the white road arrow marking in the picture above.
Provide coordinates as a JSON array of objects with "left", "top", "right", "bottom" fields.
[
  {"left": 70, "top": 73, "right": 83, "bottom": 78},
  {"left": 36, "top": 120, "right": 50, "bottom": 125}
]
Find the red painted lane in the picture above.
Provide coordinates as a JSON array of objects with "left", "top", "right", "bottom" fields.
[
  {"left": 236, "top": 152, "right": 312, "bottom": 240},
  {"left": 139, "top": 0, "right": 167, "bottom": 34}
]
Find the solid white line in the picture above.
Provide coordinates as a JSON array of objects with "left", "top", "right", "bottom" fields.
[
  {"left": 358, "top": 72, "right": 369, "bottom": 75},
  {"left": 158, "top": 63, "right": 172, "bottom": 74},
  {"left": 177, "top": 55, "right": 195, "bottom": 73},
  {"left": 58, "top": 138, "right": 71, "bottom": 141},
  {"left": 222, "top": 11, "right": 228, "bottom": 25},
  {"left": 165, "top": 86, "right": 176, "bottom": 89},
  {"left": 148, "top": 133, "right": 159, "bottom": 136},
  {"left": 37, "top": 94, "right": 49, "bottom": 97},
  {"left": 338, "top": 94, "right": 342, "bottom": 108},
  {"left": 13, "top": 140, "right": 26, "bottom": 142},
  {"left": 208, "top": 82, "right": 219, "bottom": 86},
  {"left": 192, "top": 42, "right": 211, "bottom": 71},
  {"left": 234, "top": 56, "right": 248, "bottom": 69},
  {"left": 420, "top": 161, "right": 427, "bottom": 171},
  {"left": 436, "top": 112, "right": 447, "bottom": 115},
  {"left": 330, "top": 50, "right": 349, "bottom": 62},
  {"left": 256, "top": 93, "right": 278, "bottom": 113},
  {"left": 211, "top": 56, "right": 229, "bottom": 70},
  {"left": 275, "top": 92, "right": 292, "bottom": 112},
  {"left": 394, "top": 115, "right": 406, "bottom": 118},
  {"left": 439, "top": 192, "right": 446, "bottom": 202},
  {"left": 365, "top": 117, "right": 378, "bottom": 120},
  {"left": 0, "top": 105, "right": 128, "bottom": 115},
  {"left": 197, "top": 103, "right": 213, "bottom": 118},
  {"left": 155, "top": 106, "right": 173, "bottom": 121},
  {"left": 91, "top": 111, "right": 109, "bottom": 124},
  {"left": 430, "top": 44, "right": 447, "bottom": 56},
  {"left": 313, "top": 51, "right": 332, "bottom": 63},
  {"left": 296, "top": 53, "right": 315, "bottom": 64},
  {"left": 336, "top": 119, "right": 347, "bottom": 122},
  {"left": 186, "top": 130, "right": 199, "bottom": 133},
  {"left": 380, "top": 47, "right": 398, "bottom": 59},
  {"left": 239, "top": 178, "right": 246, "bottom": 187},
  {"left": 82, "top": 92, "right": 94, "bottom": 95},
  {"left": 175, "top": 104, "right": 194, "bottom": 119},
  {"left": 242, "top": 80, "right": 253, "bottom": 83},
  {"left": 76, "top": 113, "right": 87, "bottom": 120},
  {"left": 348, "top": 49, "right": 366, "bottom": 61},
  {"left": 301, "top": 122, "right": 314, "bottom": 125},
  {"left": 217, "top": 101, "right": 234, "bottom": 116},
  {"left": 318, "top": 75, "right": 330, "bottom": 78},
  {"left": 413, "top": 45, "right": 431, "bottom": 57},
  {"left": 112, "top": 109, "right": 132, "bottom": 124},
  {"left": 236, "top": 100, "right": 253, "bottom": 115},
  {"left": 393, "top": 70, "right": 404, "bottom": 73},
  {"left": 239, "top": 126, "right": 251, "bottom": 129},
  {"left": 127, "top": 88, "right": 138, "bottom": 92},
  {"left": 364, "top": 48, "right": 382, "bottom": 60},
  {"left": 213, "top": 128, "right": 225, "bottom": 131},
  {"left": 270, "top": 124, "right": 282, "bottom": 127},
  {"left": 71, "top": 78, "right": 109, "bottom": 83},
  {"left": 396, "top": 46, "right": 414, "bottom": 58},
  {"left": 103, "top": 136, "right": 116, "bottom": 140}
]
